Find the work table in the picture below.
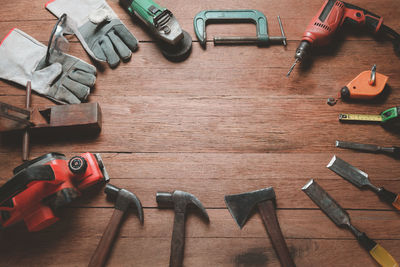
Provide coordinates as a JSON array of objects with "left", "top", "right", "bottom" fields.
[{"left": 0, "top": 0, "right": 399, "bottom": 266}]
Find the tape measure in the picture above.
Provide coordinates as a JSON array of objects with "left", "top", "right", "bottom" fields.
[{"left": 339, "top": 107, "right": 399, "bottom": 125}]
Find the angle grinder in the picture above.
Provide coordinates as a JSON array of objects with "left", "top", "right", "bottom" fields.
[{"left": 120, "top": 0, "right": 192, "bottom": 62}]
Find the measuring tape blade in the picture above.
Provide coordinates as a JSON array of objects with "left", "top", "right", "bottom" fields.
[{"left": 339, "top": 113, "right": 382, "bottom": 122}]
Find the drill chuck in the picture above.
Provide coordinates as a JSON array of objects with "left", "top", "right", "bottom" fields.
[
  {"left": 287, "top": 40, "right": 311, "bottom": 77},
  {"left": 295, "top": 40, "right": 311, "bottom": 60}
]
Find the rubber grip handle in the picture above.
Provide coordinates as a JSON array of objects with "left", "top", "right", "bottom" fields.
[
  {"left": 369, "top": 244, "right": 399, "bottom": 267},
  {"left": 342, "top": 2, "right": 383, "bottom": 33},
  {"left": 392, "top": 147, "right": 400, "bottom": 158},
  {"left": 357, "top": 231, "right": 398, "bottom": 267},
  {"left": 376, "top": 188, "right": 399, "bottom": 209}
]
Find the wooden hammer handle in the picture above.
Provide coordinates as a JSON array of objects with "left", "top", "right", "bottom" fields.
[
  {"left": 88, "top": 209, "right": 125, "bottom": 267},
  {"left": 170, "top": 212, "right": 186, "bottom": 267},
  {"left": 258, "top": 201, "right": 295, "bottom": 267}
]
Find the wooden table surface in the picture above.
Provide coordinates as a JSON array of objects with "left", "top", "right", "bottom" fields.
[{"left": 0, "top": 0, "right": 400, "bottom": 266}]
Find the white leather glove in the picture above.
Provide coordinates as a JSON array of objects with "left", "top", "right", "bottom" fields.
[{"left": 0, "top": 29, "right": 96, "bottom": 104}]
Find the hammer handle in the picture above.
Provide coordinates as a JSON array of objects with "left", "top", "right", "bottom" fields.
[
  {"left": 258, "top": 201, "right": 295, "bottom": 267},
  {"left": 170, "top": 212, "right": 186, "bottom": 267},
  {"left": 88, "top": 209, "right": 124, "bottom": 267}
]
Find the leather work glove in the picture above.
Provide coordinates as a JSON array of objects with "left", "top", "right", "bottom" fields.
[
  {"left": 46, "top": 0, "right": 138, "bottom": 68},
  {"left": 0, "top": 29, "right": 96, "bottom": 104}
]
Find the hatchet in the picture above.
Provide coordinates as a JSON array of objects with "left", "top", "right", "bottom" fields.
[{"left": 225, "top": 187, "right": 295, "bottom": 267}]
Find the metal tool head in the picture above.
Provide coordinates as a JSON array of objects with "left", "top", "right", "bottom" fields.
[
  {"left": 302, "top": 179, "right": 351, "bottom": 228},
  {"left": 105, "top": 184, "right": 143, "bottom": 224},
  {"left": 94, "top": 153, "right": 110, "bottom": 183},
  {"left": 327, "top": 155, "right": 377, "bottom": 191},
  {"left": 156, "top": 190, "right": 209, "bottom": 220},
  {"left": 224, "top": 187, "right": 276, "bottom": 229},
  {"left": 335, "top": 140, "right": 380, "bottom": 153},
  {"left": 153, "top": 10, "right": 183, "bottom": 45},
  {"left": 158, "top": 30, "right": 192, "bottom": 62}
]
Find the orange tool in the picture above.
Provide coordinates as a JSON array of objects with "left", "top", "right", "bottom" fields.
[{"left": 340, "top": 65, "right": 389, "bottom": 100}]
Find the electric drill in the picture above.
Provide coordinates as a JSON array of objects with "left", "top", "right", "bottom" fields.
[
  {"left": 0, "top": 152, "right": 109, "bottom": 231},
  {"left": 287, "top": 0, "right": 400, "bottom": 77}
]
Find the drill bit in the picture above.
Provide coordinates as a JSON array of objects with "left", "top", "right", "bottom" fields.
[{"left": 286, "top": 58, "right": 299, "bottom": 77}]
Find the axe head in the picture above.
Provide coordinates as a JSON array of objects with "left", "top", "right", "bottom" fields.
[{"left": 224, "top": 187, "right": 276, "bottom": 229}]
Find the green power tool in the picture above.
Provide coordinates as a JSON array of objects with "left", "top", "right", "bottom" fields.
[{"left": 120, "top": 0, "right": 192, "bottom": 61}]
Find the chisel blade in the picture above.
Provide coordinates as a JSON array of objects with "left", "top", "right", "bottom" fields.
[
  {"left": 302, "top": 179, "right": 351, "bottom": 228},
  {"left": 327, "top": 155, "right": 372, "bottom": 189},
  {"left": 335, "top": 140, "right": 380, "bottom": 153}
]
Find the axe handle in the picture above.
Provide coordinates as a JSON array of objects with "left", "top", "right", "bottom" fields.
[
  {"left": 88, "top": 209, "right": 125, "bottom": 267},
  {"left": 170, "top": 212, "right": 186, "bottom": 267},
  {"left": 257, "top": 201, "right": 295, "bottom": 267}
]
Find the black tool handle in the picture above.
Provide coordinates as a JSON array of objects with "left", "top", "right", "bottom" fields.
[
  {"left": 380, "top": 146, "right": 400, "bottom": 158},
  {"left": 376, "top": 187, "right": 400, "bottom": 210},
  {"left": 88, "top": 209, "right": 125, "bottom": 267},
  {"left": 170, "top": 212, "right": 186, "bottom": 267},
  {"left": 258, "top": 200, "right": 296, "bottom": 267},
  {"left": 355, "top": 231, "right": 376, "bottom": 251}
]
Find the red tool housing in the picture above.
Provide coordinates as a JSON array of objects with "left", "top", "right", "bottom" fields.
[
  {"left": 0, "top": 152, "right": 109, "bottom": 231},
  {"left": 302, "top": 0, "right": 383, "bottom": 46}
]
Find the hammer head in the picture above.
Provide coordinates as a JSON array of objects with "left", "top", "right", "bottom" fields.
[
  {"left": 225, "top": 187, "right": 276, "bottom": 229},
  {"left": 156, "top": 190, "right": 209, "bottom": 221},
  {"left": 105, "top": 184, "right": 144, "bottom": 224}
]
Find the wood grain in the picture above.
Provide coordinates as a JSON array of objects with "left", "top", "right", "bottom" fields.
[{"left": 0, "top": 0, "right": 399, "bottom": 266}]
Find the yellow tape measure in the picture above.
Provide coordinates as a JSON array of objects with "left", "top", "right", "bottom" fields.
[{"left": 339, "top": 114, "right": 382, "bottom": 122}]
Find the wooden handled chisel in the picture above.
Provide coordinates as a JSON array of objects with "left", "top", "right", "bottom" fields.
[
  {"left": 336, "top": 140, "right": 400, "bottom": 158},
  {"left": 327, "top": 155, "right": 400, "bottom": 210},
  {"left": 302, "top": 179, "right": 398, "bottom": 267}
]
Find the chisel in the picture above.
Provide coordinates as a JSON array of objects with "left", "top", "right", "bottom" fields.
[
  {"left": 339, "top": 107, "right": 399, "bottom": 128},
  {"left": 335, "top": 140, "right": 400, "bottom": 158},
  {"left": 327, "top": 155, "right": 400, "bottom": 210},
  {"left": 302, "top": 179, "right": 398, "bottom": 267}
]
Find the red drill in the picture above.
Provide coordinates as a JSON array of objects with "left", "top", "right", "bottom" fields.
[{"left": 287, "top": 0, "right": 400, "bottom": 77}]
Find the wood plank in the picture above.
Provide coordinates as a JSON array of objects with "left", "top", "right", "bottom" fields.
[
  {"left": 0, "top": 0, "right": 399, "bottom": 266},
  {"left": 0, "top": 0, "right": 398, "bottom": 42},
  {"left": 1, "top": 208, "right": 399, "bottom": 266},
  {"left": 0, "top": 152, "right": 399, "bottom": 210},
  {"left": 1, "top": 95, "right": 399, "bottom": 153},
  {"left": 0, "top": 41, "right": 398, "bottom": 98}
]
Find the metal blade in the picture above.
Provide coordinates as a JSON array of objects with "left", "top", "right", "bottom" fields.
[
  {"left": 302, "top": 179, "right": 351, "bottom": 228},
  {"left": 0, "top": 102, "right": 31, "bottom": 126},
  {"left": 94, "top": 153, "right": 110, "bottom": 183},
  {"left": 327, "top": 156, "right": 377, "bottom": 190},
  {"left": 335, "top": 141, "right": 380, "bottom": 152},
  {"left": 224, "top": 187, "right": 275, "bottom": 229}
]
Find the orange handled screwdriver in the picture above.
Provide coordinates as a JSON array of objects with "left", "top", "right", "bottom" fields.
[{"left": 327, "top": 155, "right": 400, "bottom": 210}]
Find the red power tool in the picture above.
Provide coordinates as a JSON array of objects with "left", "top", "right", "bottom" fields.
[
  {"left": 287, "top": 0, "right": 400, "bottom": 77},
  {"left": 0, "top": 152, "right": 109, "bottom": 232}
]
